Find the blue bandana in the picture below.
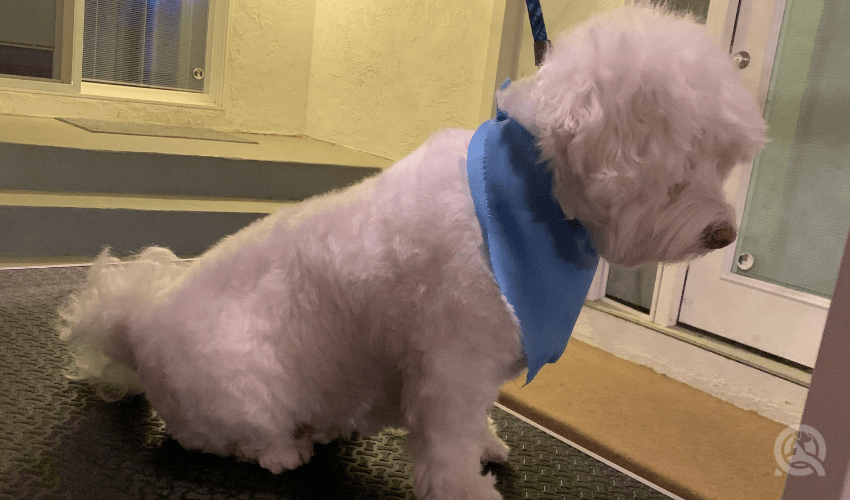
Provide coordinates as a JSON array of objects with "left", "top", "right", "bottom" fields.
[{"left": 467, "top": 100, "right": 599, "bottom": 384}]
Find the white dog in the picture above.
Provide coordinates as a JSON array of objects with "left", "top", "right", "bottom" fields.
[{"left": 59, "top": 6, "right": 766, "bottom": 500}]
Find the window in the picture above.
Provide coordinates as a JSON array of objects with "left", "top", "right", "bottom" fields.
[
  {"left": 0, "top": 0, "right": 77, "bottom": 84},
  {"left": 0, "top": 0, "right": 226, "bottom": 104},
  {"left": 83, "top": 0, "right": 210, "bottom": 93}
]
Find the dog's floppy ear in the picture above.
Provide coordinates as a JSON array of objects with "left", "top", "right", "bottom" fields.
[{"left": 495, "top": 66, "right": 596, "bottom": 153}]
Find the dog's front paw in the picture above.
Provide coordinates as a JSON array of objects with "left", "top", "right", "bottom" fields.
[
  {"left": 480, "top": 437, "right": 510, "bottom": 464},
  {"left": 257, "top": 440, "right": 314, "bottom": 474},
  {"left": 418, "top": 472, "right": 502, "bottom": 500},
  {"left": 479, "top": 417, "right": 510, "bottom": 464}
]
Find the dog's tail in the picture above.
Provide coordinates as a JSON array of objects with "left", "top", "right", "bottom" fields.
[{"left": 58, "top": 246, "right": 189, "bottom": 401}]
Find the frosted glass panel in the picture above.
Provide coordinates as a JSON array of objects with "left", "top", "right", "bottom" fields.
[
  {"left": 0, "top": 1, "right": 58, "bottom": 79},
  {"left": 652, "top": 0, "right": 710, "bottom": 22},
  {"left": 734, "top": 0, "right": 850, "bottom": 298},
  {"left": 606, "top": 263, "right": 657, "bottom": 314}
]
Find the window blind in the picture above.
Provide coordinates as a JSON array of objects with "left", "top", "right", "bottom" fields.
[{"left": 82, "top": 0, "right": 209, "bottom": 92}]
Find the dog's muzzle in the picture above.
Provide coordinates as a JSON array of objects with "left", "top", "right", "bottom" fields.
[{"left": 704, "top": 222, "right": 737, "bottom": 250}]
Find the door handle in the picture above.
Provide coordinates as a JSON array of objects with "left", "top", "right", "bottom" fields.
[{"left": 733, "top": 51, "right": 751, "bottom": 69}]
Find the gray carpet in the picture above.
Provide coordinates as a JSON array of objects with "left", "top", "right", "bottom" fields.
[{"left": 0, "top": 266, "right": 674, "bottom": 499}]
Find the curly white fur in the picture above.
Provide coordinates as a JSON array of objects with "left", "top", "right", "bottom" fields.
[
  {"left": 58, "top": 6, "right": 766, "bottom": 499},
  {"left": 58, "top": 246, "right": 189, "bottom": 400},
  {"left": 498, "top": 6, "right": 767, "bottom": 266}
]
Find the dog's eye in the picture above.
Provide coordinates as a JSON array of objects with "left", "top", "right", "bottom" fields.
[{"left": 667, "top": 182, "right": 689, "bottom": 204}]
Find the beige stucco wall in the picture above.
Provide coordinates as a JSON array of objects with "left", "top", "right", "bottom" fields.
[
  {"left": 511, "top": 0, "right": 626, "bottom": 80},
  {"left": 0, "top": 0, "right": 509, "bottom": 160},
  {"left": 305, "top": 0, "right": 503, "bottom": 159},
  {"left": 226, "top": 0, "right": 317, "bottom": 134},
  {"left": 0, "top": 0, "right": 625, "bottom": 160},
  {"left": 0, "top": 0, "right": 316, "bottom": 135}
]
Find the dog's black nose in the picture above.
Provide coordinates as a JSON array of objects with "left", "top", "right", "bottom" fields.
[{"left": 704, "top": 223, "right": 737, "bottom": 250}]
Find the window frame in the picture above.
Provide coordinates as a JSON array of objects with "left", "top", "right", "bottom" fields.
[{"left": 0, "top": 0, "right": 228, "bottom": 108}]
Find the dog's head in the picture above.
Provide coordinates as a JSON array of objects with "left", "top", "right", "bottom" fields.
[{"left": 497, "top": 5, "right": 767, "bottom": 267}]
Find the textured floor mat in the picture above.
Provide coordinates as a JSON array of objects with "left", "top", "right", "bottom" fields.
[{"left": 1, "top": 266, "right": 674, "bottom": 499}]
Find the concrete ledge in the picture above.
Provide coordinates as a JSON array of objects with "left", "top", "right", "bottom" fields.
[
  {"left": 0, "top": 205, "right": 269, "bottom": 257},
  {"left": 0, "top": 114, "right": 393, "bottom": 168},
  {"left": 1, "top": 142, "right": 381, "bottom": 201},
  {"left": 0, "top": 114, "right": 389, "bottom": 259}
]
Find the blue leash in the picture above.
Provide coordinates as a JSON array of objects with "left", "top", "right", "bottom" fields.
[{"left": 525, "top": 0, "right": 551, "bottom": 66}]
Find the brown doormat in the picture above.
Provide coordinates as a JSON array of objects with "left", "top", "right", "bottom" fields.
[
  {"left": 57, "top": 118, "right": 259, "bottom": 144},
  {"left": 499, "top": 339, "right": 790, "bottom": 500}
]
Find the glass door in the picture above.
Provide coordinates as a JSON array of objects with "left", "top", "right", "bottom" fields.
[
  {"left": 732, "top": 0, "right": 849, "bottom": 299},
  {"left": 678, "top": 0, "right": 849, "bottom": 368}
]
